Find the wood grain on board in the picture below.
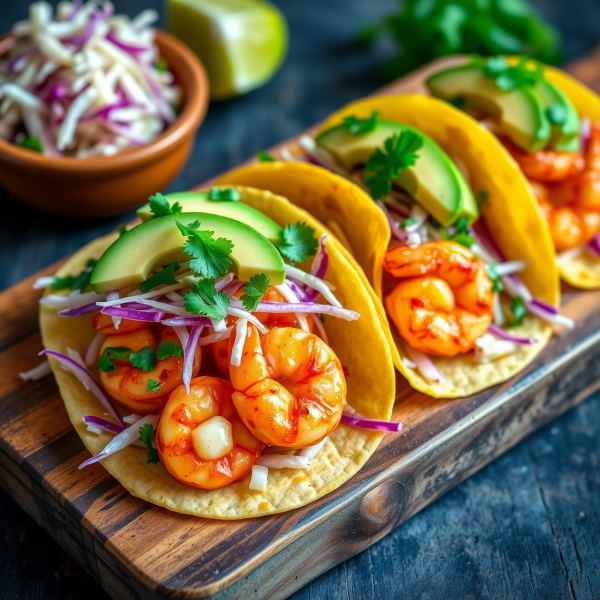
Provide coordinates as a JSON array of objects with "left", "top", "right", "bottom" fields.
[{"left": 2, "top": 53, "right": 600, "bottom": 600}]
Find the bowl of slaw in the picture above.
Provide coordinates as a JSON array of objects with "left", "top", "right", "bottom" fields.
[{"left": 0, "top": 3, "right": 209, "bottom": 217}]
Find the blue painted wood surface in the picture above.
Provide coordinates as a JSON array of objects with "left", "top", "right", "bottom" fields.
[{"left": 1, "top": 0, "right": 600, "bottom": 598}]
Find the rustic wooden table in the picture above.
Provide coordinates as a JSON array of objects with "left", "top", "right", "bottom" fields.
[{"left": 2, "top": 0, "right": 600, "bottom": 599}]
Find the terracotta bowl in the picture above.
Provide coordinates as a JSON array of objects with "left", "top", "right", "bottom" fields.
[{"left": 0, "top": 30, "right": 209, "bottom": 217}]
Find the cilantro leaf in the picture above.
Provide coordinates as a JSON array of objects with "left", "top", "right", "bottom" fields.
[
  {"left": 364, "top": 131, "right": 423, "bottom": 200},
  {"left": 342, "top": 111, "right": 380, "bottom": 135},
  {"left": 241, "top": 274, "right": 271, "bottom": 312},
  {"left": 117, "top": 224, "right": 128, "bottom": 237},
  {"left": 148, "top": 192, "right": 182, "bottom": 218},
  {"left": 279, "top": 222, "right": 319, "bottom": 263},
  {"left": 484, "top": 56, "right": 544, "bottom": 91},
  {"left": 147, "top": 379, "right": 161, "bottom": 393},
  {"left": 208, "top": 187, "right": 241, "bottom": 202},
  {"left": 400, "top": 217, "right": 418, "bottom": 228},
  {"left": 487, "top": 264, "right": 504, "bottom": 293},
  {"left": 70, "top": 259, "right": 98, "bottom": 293},
  {"left": 18, "top": 135, "right": 43, "bottom": 153},
  {"left": 139, "top": 423, "right": 160, "bottom": 464},
  {"left": 357, "top": 1, "right": 562, "bottom": 82},
  {"left": 508, "top": 295, "right": 527, "bottom": 327},
  {"left": 257, "top": 150, "right": 275, "bottom": 162},
  {"left": 319, "top": 313, "right": 325, "bottom": 323},
  {"left": 155, "top": 57, "right": 169, "bottom": 72},
  {"left": 129, "top": 347, "right": 156, "bottom": 372},
  {"left": 50, "top": 275, "right": 75, "bottom": 291},
  {"left": 478, "top": 190, "right": 489, "bottom": 205},
  {"left": 453, "top": 233, "right": 476, "bottom": 249},
  {"left": 183, "top": 278, "right": 230, "bottom": 321},
  {"left": 547, "top": 103, "right": 567, "bottom": 126},
  {"left": 453, "top": 216, "right": 471, "bottom": 233},
  {"left": 97, "top": 347, "right": 132, "bottom": 374},
  {"left": 139, "top": 262, "right": 180, "bottom": 294},
  {"left": 157, "top": 340, "right": 184, "bottom": 360},
  {"left": 176, "top": 219, "right": 233, "bottom": 278}
]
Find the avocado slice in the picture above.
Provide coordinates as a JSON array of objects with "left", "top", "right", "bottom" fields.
[
  {"left": 535, "top": 79, "right": 580, "bottom": 152},
  {"left": 315, "top": 120, "right": 478, "bottom": 226},
  {"left": 91, "top": 212, "right": 286, "bottom": 293},
  {"left": 426, "top": 64, "right": 551, "bottom": 152},
  {"left": 136, "top": 192, "right": 283, "bottom": 247}
]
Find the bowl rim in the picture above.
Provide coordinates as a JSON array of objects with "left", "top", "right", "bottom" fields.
[{"left": 0, "top": 28, "right": 210, "bottom": 172}]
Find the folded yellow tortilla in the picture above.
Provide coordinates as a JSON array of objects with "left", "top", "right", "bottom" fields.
[
  {"left": 219, "top": 96, "right": 558, "bottom": 398},
  {"left": 40, "top": 186, "right": 396, "bottom": 519}
]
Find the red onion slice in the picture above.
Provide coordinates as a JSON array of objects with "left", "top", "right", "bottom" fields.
[
  {"left": 488, "top": 324, "right": 536, "bottom": 344},
  {"left": 183, "top": 325, "right": 203, "bottom": 393},
  {"left": 40, "top": 349, "right": 124, "bottom": 425},
  {"left": 161, "top": 316, "right": 212, "bottom": 327},
  {"left": 83, "top": 415, "right": 124, "bottom": 436},
  {"left": 101, "top": 306, "right": 164, "bottom": 322},
  {"left": 254, "top": 302, "right": 359, "bottom": 321},
  {"left": 340, "top": 413, "right": 402, "bottom": 432},
  {"left": 84, "top": 332, "right": 104, "bottom": 367}
]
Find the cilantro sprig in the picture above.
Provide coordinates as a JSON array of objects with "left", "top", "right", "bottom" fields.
[
  {"left": 279, "top": 222, "right": 319, "bottom": 263},
  {"left": 18, "top": 135, "right": 43, "bottom": 153},
  {"left": 487, "top": 264, "right": 504, "bottom": 293},
  {"left": 139, "top": 262, "right": 180, "bottom": 294},
  {"left": 508, "top": 295, "right": 527, "bottom": 327},
  {"left": 241, "top": 274, "right": 271, "bottom": 312},
  {"left": 147, "top": 379, "right": 161, "bottom": 393},
  {"left": 148, "top": 192, "right": 182, "bottom": 218},
  {"left": 256, "top": 150, "right": 275, "bottom": 162},
  {"left": 356, "top": 0, "right": 561, "bottom": 81},
  {"left": 364, "top": 131, "right": 423, "bottom": 200},
  {"left": 139, "top": 423, "right": 160, "bottom": 464},
  {"left": 342, "top": 111, "right": 380, "bottom": 135},
  {"left": 438, "top": 216, "right": 475, "bottom": 248},
  {"left": 177, "top": 219, "right": 234, "bottom": 279},
  {"left": 208, "top": 187, "right": 241, "bottom": 202},
  {"left": 483, "top": 56, "right": 544, "bottom": 91},
  {"left": 157, "top": 340, "right": 184, "bottom": 360},
  {"left": 97, "top": 347, "right": 132, "bottom": 374},
  {"left": 51, "top": 259, "right": 98, "bottom": 293},
  {"left": 400, "top": 217, "right": 418, "bottom": 228},
  {"left": 183, "top": 278, "right": 230, "bottom": 321},
  {"left": 129, "top": 347, "right": 157, "bottom": 372}
]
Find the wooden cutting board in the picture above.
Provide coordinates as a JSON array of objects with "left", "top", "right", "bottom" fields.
[{"left": 2, "top": 51, "right": 600, "bottom": 600}]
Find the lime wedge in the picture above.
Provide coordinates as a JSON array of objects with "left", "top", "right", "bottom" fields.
[{"left": 165, "top": 0, "right": 288, "bottom": 100}]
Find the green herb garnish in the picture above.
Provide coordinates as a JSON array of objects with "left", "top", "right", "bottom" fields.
[
  {"left": 139, "top": 261, "right": 180, "bottom": 294},
  {"left": 319, "top": 313, "right": 325, "bottom": 323},
  {"left": 487, "top": 264, "right": 504, "bottom": 293},
  {"left": 18, "top": 135, "right": 43, "bottom": 153},
  {"left": 176, "top": 219, "right": 234, "bottom": 279},
  {"left": 356, "top": 1, "right": 561, "bottom": 81},
  {"left": 62, "top": 259, "right": 98, "bottom": 293},
  {"left": 139, "top": 423, "right": 160, "bottom": 464},
  {"left": 400, "top": 217, "right": 418, "bottom": 228},
  {"left": 484, "top": 56, "right": 544, "bottom": 91},
  {"left": 156, "top": 340, "right": 184, "bottom": 360},
  {"left": 155, "top": 57, "right": 169, "bottom": 72},
  {"left": 342, "top": 111, "right": 380, "bottom": 135},
  {"left": 279, "top": 222, "right": 319, "bottom": 263},
  {"left": 256, "top": 150, "right": 275, "bottom": 162},
  {"left": 208, "top": 187, "right": 241, "bottom": 202},
  {"left": 241, "top": 273, "right": 271, "bottom": 312},
  {"left": 364, "top": 131, "right": 423, "bottom": 200},
  {"left": 183, "top": 278, "right": 230, "bottom": 321},
  {"left": 147, "top": 379, "right": 161, "bottom": 393},
  {"left": 129, "top": 347, "right": 157, "bottom": 372},
  {"left": 148, "top": 192, "right": 182, "bottom": 218},
  {"left": 97, "top": 347, "right": 132, "bottom": 374},
  {"left": 508, "top": 295, "right": 527, "bottom": 327},
  {"left": 478, "top": 190, "right": 489, "bottom": 205}
]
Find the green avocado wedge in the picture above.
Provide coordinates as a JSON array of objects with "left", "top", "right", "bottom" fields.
[
  {"left": 315, "top": 119, "right": 478, "bottom": 226},
  {"left": 536, "top": 79, "right": 580, "bottom": 152},
  {"left": 91, "top": 212, "right": 286, "bottom": 293},
  {"left": 426, "top": 64, "right": 552, "bottom": 152},
  {"left": 136, "top": 191, "right": 283, "bottom": 247}
]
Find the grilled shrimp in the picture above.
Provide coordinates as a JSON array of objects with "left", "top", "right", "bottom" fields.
[
  {"left": 157, "top": 376, "right": 264, "bottom": 489},
  {"left": 92, "top": 312, "right": 146, "bottom": 336},
  {"left": 98, "top": 326, "right": 201, "bottom": 415},
  {"left": 528, "top": 123, "right": 600, "bottom": 250},
  {"left": 228, "top": 325, "right": 346, "bottom": 447},
  {"left": 383, "top": 241, "right": 494, "bottom": 356},
  {"left": 209, "top": 286, "right": 313, "bottom": 376},
  {"left": 505, "top": 139, "right": 586, "bottom": 182}
]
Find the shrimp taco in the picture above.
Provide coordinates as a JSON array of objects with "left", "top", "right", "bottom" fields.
[
  {"left": 426, "top": 55, "right": 600, "bottom": 289},
  {"left": 217, "top": 95, "right": 571, "bottom": 398},
  {"left": 38, "top": 185, "right": 397, "bottom": 519}
]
